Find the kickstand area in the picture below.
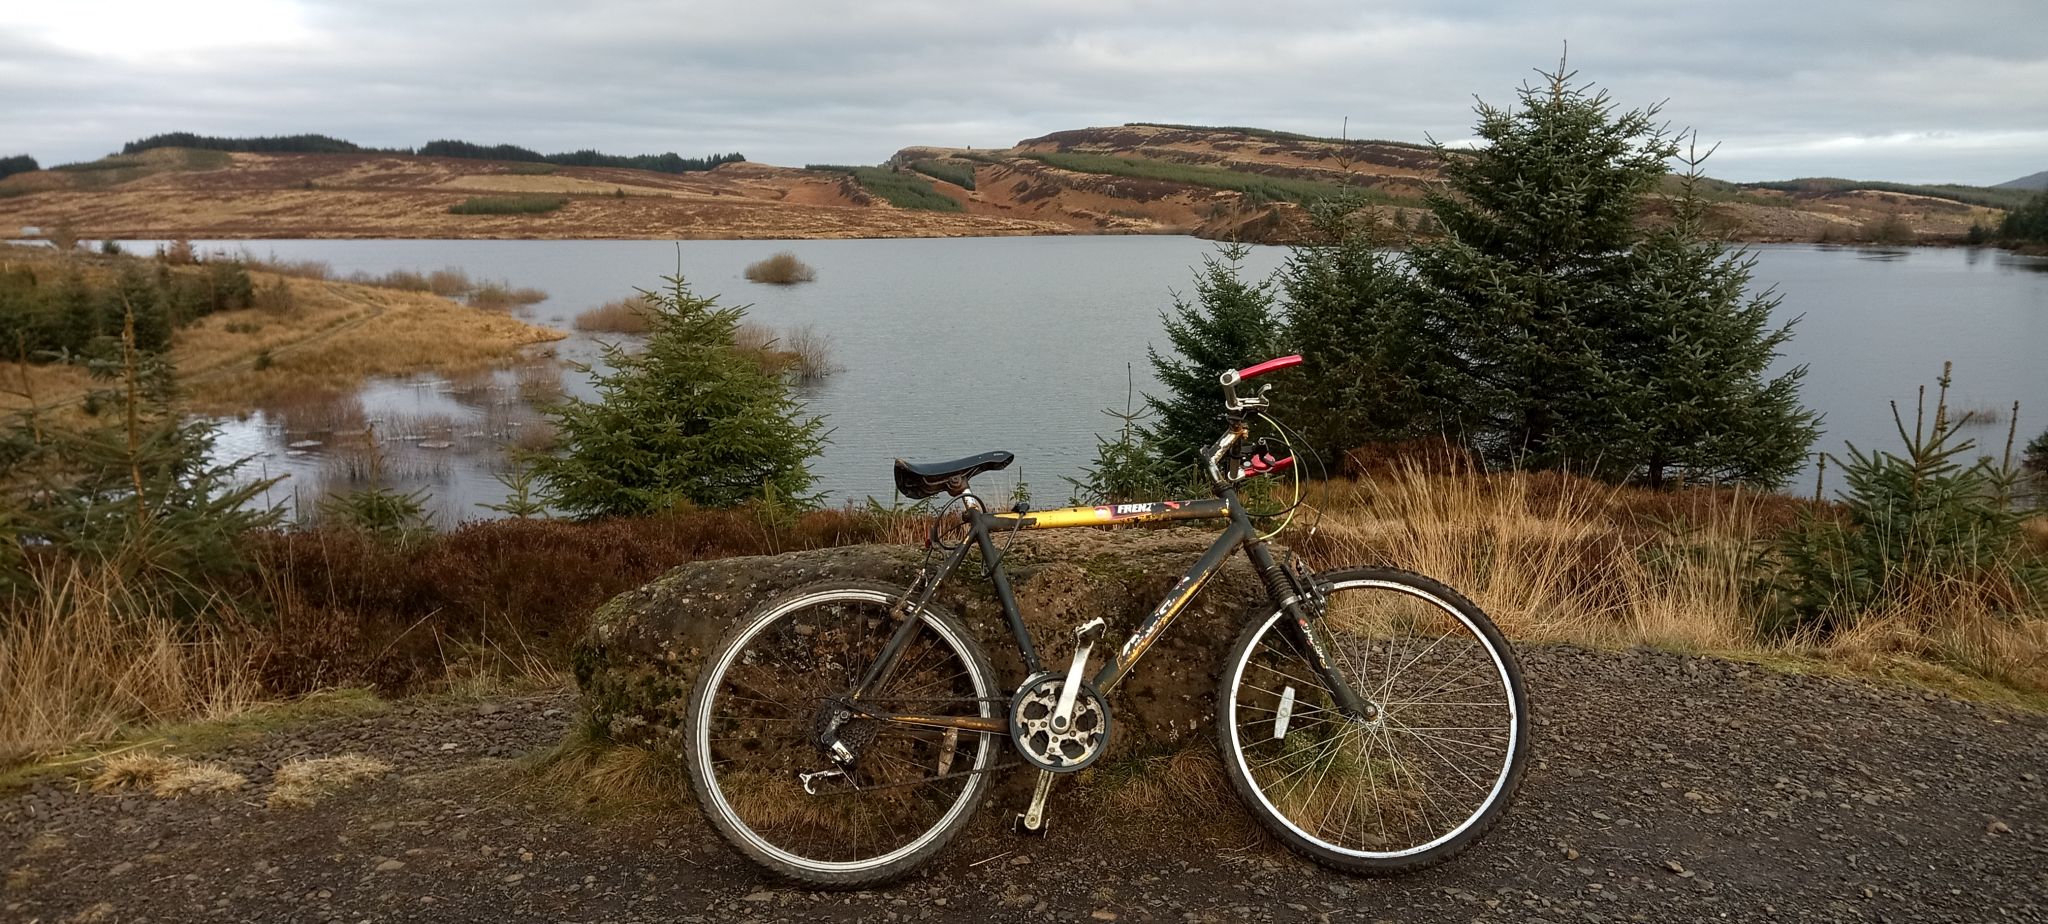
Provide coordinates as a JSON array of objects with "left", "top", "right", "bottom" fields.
[{"left": 1013, "top": 769, "right": 1056, "bottom": 835}]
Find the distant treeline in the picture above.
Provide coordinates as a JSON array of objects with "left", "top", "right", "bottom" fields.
[
  {"left": 115, "top": 133, "right": 744, "bottom": 174},
  {"left": 417, "top": 140, "right": 744, "bottom": 174},
  {"left": 1743, "top": 177, "right": 2034, "bottom": 211},
  {"left": 123, "top": 133, "right": 397, "bottom": 155},
  {"left": 0, "top": 155, "right": 40, "bottom": 180}
]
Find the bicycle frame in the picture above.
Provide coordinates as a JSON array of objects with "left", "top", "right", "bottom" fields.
[{"left": 846, "top": 486, "right": 1370, "bottom": 736}]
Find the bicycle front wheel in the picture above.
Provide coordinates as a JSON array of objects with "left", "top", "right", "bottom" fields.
[
  {"left": 1217, "top": 567, "right": 1530, "bottom": 875},
  {"left": 684, "top": 581, "right": 999, "bottom": 887}
]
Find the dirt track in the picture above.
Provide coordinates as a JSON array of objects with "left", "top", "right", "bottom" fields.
[{"left": 4, "top": 644, "right": 2043, "bottom": 923}]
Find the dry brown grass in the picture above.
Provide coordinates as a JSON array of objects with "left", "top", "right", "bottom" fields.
[
  {"left": 1301, "top": 466, "right": 2047, "bottom": 696},
  {"left": 92, "top": 753, "right": 248, "bottom": 797},
  {"left": 729, "top": 322, "right": 836, "bottom": 382},
  {"left": 1088, "top": 746, "right": 1236, "bottom": 820},
  {"left": 743, "top": 251, "right": 817, "bottom": 285},
  {"left": 533, "top": 727, "right": 684, "bottom": 812},
  {"left": 0, "top": 248, "right": 566, "bottom": 416},
  {"left": 268, "top": 754, "right": 393, "bottom": 807},
  {"left": 468, "top": 281, "right": 549, "bottom": 310},
  {"left": 573, "top": 296, "right": 656, "bottom": 334},
  {"left": 0, "top": 564, "right": 262, "bottom": 764}
]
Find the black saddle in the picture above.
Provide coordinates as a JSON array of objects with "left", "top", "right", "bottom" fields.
[{"left": 893, "top": 450, "right": 1015, "bottom": 499}]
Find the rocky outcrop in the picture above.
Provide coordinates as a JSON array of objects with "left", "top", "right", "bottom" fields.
[{"left": 573, "top": 528, "right": 1272, "bottom": 758}]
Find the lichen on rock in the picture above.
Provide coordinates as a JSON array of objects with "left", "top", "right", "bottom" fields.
[{"left": 572, "top": 527, "right": 1272, "bottom": 758}]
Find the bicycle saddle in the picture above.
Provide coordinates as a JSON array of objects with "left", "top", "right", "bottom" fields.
[{"left": 893, "top": 450, "right": 1015, "bottom": 499}]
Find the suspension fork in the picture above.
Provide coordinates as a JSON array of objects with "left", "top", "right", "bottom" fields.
[{"left": 1242, "top": 538, "right": 1376, "bottom": 721}]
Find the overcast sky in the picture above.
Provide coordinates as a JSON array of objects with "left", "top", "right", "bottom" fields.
[{"left": 3, "top": 1, "right": 2043, "bottom": 185}]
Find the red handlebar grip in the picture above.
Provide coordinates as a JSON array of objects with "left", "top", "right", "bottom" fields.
[
  {"left": 1235, "top": 355, "right": 1302, "bottom": 381},
  {"left": 1245, "top": 454, "right": 1295, "bottom": 475}
]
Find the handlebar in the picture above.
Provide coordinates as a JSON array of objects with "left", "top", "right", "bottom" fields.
[
  {"left": 1206, "top": 356, "right": 1304, "bottom": 489},
  {"left": 1233, "top": 355, "right": 1303, "bottom": 382},
  {"left": 1217, "top": 354, "right": 1301, "bottom": 413}
]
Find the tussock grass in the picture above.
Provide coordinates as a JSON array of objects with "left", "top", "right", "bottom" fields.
[
  {"left": 730, "top": 321, "right": 837, "bottom": 382},
  {"left": 1303, "top": 466, "right": 2046, "bottom": 696},
  {"left": 468, "top": 281, "right": 549, "bottom": 309},
  {"left": 0, "top": 564, "right": 261, "bottom": 765},
  {"left": 573, "top": 296, "right": 656, "bottom": 333},
  {"left": 743, "top": 251, "right": 817, "bottom": 285},
  {"left": 268, "top": 754, "right": 393, "bottom": 807},
  {"left": 93, "top": 753, "right": 248, "bottom": 797},
  {"left": 1085, "top": 746, "right": 1236, "bottom": 821},
  {"left": 531, "top": 725, "right": 684, "bottom": 813},
  {"left": 447, "top": 195, "right": 567, "bottom": 215}
]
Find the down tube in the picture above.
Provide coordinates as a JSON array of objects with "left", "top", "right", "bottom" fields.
[{"left": 1091, "top": 519, "right": 1250, "bottom": 693}]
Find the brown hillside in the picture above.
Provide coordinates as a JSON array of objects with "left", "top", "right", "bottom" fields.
[{"left": 0, "top": 126, "right": 2009, "bottom": 244}]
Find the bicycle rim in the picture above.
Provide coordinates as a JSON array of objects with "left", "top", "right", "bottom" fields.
[
  {"left": 693, "top": 588, "right": 995, "bottom": 873},
  {"left": 1224, "top": 577, "right": 1522, "bottom": 859}
]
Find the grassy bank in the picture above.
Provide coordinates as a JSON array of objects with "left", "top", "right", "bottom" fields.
[
  {"left": 6, "top": 468, "right": 2042, "bottom": 768},
  {"left": 0, "top": 244, "right": 565, "bottom": 414}
]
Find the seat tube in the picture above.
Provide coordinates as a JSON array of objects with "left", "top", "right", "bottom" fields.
[{"left": 973, "top": 510, "right": 1045, "bottom": 674}]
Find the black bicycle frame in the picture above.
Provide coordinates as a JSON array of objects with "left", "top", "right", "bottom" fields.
[{"left": 847, "top": 486, "right": 1371, "bottom": 733}]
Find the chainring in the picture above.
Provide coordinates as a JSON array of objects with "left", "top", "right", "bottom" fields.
[{"left": 1009, "top": 672, "right": 1112, "bottom": 773}]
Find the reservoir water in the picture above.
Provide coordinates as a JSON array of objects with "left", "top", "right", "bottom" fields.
[{"left": 141, "top": 237, "right": 2046, "bottom": 520}]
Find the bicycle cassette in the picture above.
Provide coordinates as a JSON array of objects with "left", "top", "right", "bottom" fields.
[{"left": 1010, "top": 672, "right": 1111, "bottom": 772}]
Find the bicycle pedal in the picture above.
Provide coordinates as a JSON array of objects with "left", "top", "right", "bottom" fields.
[{"left": 1012, "top": 812, "right": 1050, "bottom": 836}]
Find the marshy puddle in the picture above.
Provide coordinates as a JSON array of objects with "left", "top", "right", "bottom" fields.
[{"left": 211, "top": 360, "right": 564, "bottom": 523}]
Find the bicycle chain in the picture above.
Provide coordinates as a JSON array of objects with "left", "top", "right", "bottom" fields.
[{"left": 811, "top": 759, "right": 1027, "bottom": 796}]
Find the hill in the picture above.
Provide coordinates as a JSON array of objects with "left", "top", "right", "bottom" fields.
[
  {"left": 1997, "top": 170, "right": 2048, "bottom": 191},
  {"left": 0, "top": 124, "right": 2014, "bottom": 244}
]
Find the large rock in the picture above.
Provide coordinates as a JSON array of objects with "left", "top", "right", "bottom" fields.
[{"left": 573, "top": 527, "right": 1273, "bottom": 758}]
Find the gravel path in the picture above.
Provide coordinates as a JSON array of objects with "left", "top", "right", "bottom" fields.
[{"left": 3, "top": 644, "right": 2043, "bottom": 923}]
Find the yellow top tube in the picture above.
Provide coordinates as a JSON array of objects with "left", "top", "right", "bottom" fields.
[{"left": 990, "top": 498, "right": 1231, "bottom": 530}]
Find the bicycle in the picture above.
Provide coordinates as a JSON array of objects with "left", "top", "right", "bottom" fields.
[{"left": 684, "top": 355, "right": 1531, "bottom": 886}]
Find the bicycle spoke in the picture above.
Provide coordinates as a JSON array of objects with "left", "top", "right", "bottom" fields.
[
  {"left": 696, "top": 590, "right": 994, "bottom": 871},
  {"left": 1228, "top": 577, "right": 1522, "bottom": 861}
]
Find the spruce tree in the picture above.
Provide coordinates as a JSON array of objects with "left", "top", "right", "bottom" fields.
[
  {"left": 1609, "top": 153, "right": 1817, "bottom": 486},
  {"left": 1279, "top": 198, "right": 1443, "bottom": 463},
  {"left": 1144, "top": 243, "right": 1281, "bottom": 472},
  {"left": 1407, "top": 62, "right": 1815, "bottom": 487},
  {"left": 531, "top": 272, "right": 824, "bottom": 516},
  {"left": 1, "top": 308, "right": 278, "bottom": 606}
]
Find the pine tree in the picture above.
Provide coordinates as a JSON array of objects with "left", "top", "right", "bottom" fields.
[
  {"left": 1144, "top": 243, "right": 1281, "bottom": 472},
  {"left": 1, "top": 307, "right": 279, "bottom": 606},
  {"left": 530, "top": 272, "right": 824, "bottom": 516},
  {"left": 1278, "top": 197, "right": 1443, "bottom": 462},
  {"left": 1406, "top": 61, "right": 1814, "bottom": 487},
  {"left": 1760, "top": 365, "right": 2043, "bottom": 636},
  {"left": 2002, "top": 189, "right": 2048, "bottom": 244},
  {"left": 1607, "top": 150, "right": 1817, "bottom": 486}
]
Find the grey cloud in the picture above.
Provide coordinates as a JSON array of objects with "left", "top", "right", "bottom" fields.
[{"left": 2, "top": 0, "right": 2042, "bottom": 184}]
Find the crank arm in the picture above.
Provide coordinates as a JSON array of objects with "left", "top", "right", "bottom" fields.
[{"left": 1051, "top": 618, "right": 1106, "bottom": 732}]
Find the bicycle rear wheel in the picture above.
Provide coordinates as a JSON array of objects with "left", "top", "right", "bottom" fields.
[
  {"left": 684, "top": 581, "right": 999, "bottom": 887},
  {"left": 1217, "top": 567, "right": 1529, "bottom": 875}
]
